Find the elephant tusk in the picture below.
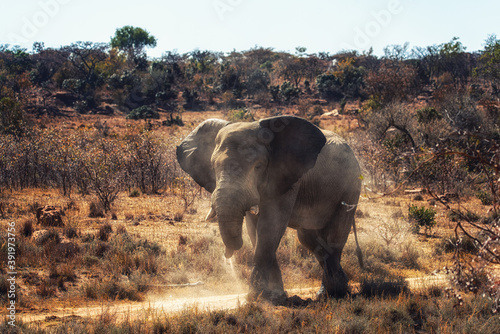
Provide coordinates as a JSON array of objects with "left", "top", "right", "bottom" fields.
[
  {"left": 205, "top": 207, "right": 217, "bottom": 221},
  {"left": 249, "top": 205, "right": 259, "bottom": 215}
]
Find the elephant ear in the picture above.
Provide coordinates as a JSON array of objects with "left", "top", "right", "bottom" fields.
[
  {"left": 176, "top": 119, "right": 229, "bottom": 193},
  {"left": 259, "top": 116, "right": 326, "bottom": 196}
]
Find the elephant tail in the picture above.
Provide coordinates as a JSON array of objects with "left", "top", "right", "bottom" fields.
[{"left": 352, "top": 218, "right": 364, "bottom": 270}]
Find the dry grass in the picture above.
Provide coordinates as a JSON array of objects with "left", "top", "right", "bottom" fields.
[
  {"left": 4, "top": 290, "right": 500, "bottom": 333},
  {"left": 1, "top": 113, "right": 499, "bottom": 332}
]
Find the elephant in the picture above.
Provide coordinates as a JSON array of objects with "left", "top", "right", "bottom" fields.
[{"left": 176, "top": 115, "right": 363, "bottom": 303}]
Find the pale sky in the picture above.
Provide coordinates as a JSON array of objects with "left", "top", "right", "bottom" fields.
[{"left": 0, "top": 0, "right": 498, "bottom": 57}]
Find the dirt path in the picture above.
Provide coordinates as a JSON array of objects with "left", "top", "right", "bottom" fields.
[
  {"left": 20, "top": 286, "right": 318, "bottom": 324},
  {"left": 20, "top": 275, "right": 448, "bottom": 326}
]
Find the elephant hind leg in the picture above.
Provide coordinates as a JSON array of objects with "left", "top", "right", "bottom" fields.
[{"left": 297, "top": 219, "right": 352, "bottom": 298}]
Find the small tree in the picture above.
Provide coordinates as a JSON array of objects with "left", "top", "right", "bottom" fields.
[
  {"left": 78, "top": 138, "right": 125, "bottom": 212},
  {"left": 475, "top": 34, "right": 500, "bottom": 96},
  {"left": 0, "top": 97, "right": 25, "bottom": 136},
  {"left": 408, "top": 205, "right": 436, "bottom": 235},
  {"left": 111, "top": 26, "right": 157, "bottom": 65}
]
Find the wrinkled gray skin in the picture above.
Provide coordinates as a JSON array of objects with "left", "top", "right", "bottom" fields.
[{"left": 177, "top": 116, "right": 362, "bottom": 303}]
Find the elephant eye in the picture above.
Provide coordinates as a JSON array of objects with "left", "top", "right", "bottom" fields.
[{"left": 255, "top": 162, "right": 265, "bottom": 171}]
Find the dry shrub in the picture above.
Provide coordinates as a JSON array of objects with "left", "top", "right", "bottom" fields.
[
  {"left": 135, "top": 252, "right": 158, "bottom": 275},
  {"left": 174, "top": 211, "right": 184, "bottom": 222},
  {"left": 375, "top": 217, "right": 412, "bottom": 247},
  {"left": 93, "top": 241, "right": 110, "bottom": 258},
  {"left": 360, "top": 277, "right": 410, "bottom": 297},
  {"left": 178, "top": 235, "right": 187, "bottom": 246},
  {"left": 83, "top": 279, "right": 142, "bottom": 301},
  {"left": 0, "top": 275, "right": 9, "bottom": 302},
  {"left": 49, "top": 263, "right": 77, "bottom": 290},
  {"left": 88, "top": 201, "right": 105, "bottom": 218},
  {"left": 116, "top": 224, "right": 127, "bottom": 234},
  {"left": 22, "top": 272, "right": 41, "bottom": 285},
  {"left": 37, "top": 279, "right": 56, "bottom": 298},
  {"left": 398, "top": 241, "right": 421, "bottom": 269},
  {"left": 83, "top": 255, "right": 100, "bottom": 267},
  {"left": 190, "top": 235, "right": 217, "bottom": 255},
  {"left": 20, "top": 219, "right": 34, "bottom": 237},
  {"left": 98, "top": 222, "right": 113, "bottom": 241},
  {"left": 168, "top": 271, "right": 190, "bottom": 285},
  {"left": 63, "top": 225, "right": 78, "bottom": 239},
  {"left": 42, "top": 229, "right": 61, "bottom": 245}
]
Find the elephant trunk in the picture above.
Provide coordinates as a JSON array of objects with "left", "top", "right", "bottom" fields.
[
  {"left": 218, "top": 213, "right": 244, "bottom": 258},
  {"left": 213, "top": 187, "right": 247, "bottom": 258}
]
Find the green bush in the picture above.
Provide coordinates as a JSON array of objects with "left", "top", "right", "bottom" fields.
[
  {"left": 127, "top": 105, "right": 159, "bottom": 120},
  {"left": 129, "top": 189, "right": 141, "bottom": 197},
  {"left": 279, "top": 81, "right": 300, "bottom": 103},
  {"left": 476, "top": 190, "right": 493, "bottom": 205},
  {"left": 227, "top": 109, "right": 254, "bottom": 122},
  {"left": 416, "top": 107, "right": 442, "bottom": 123},
  {"left": 409, "top": 205, "right": 436, "bottom": 234}
]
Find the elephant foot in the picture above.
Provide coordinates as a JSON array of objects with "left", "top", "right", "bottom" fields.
[
  {"left": 248, "top": 288, "right": 288, "bottom": 305},
  {"left": 317, "top": 272, "right": 349, "bottom": 299},
  {"left": 286, "top": 295, "right": 313, "bottom": 307},
  {"left": 317, "top": 284, "right": 348, "bottom": 300},
  {"left": 249, "top": 267, "right": 287, "bottom": 305}
]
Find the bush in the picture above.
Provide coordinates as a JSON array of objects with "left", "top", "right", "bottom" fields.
[
  {"left": 360, "top": 278, "right": 409, "bottom": 297},
  {"left": 435, "top": 235, "right": 477, "bottom": 254},
  {"left": 129, "top": 189, "right": 141, "bottom": 197},
  {"left": 416, "top": 107, "right": 442, "bottom": 123},
  {"left": 88, "top": 201, "right": 105, "bottom": 218},
  {"left": 408, "top": 205, "right": 436, "bottom": 234},
  {"left": 279, "top": 81, "right": 300, "bottom": 103},
  {"left": 20, "top": 219, "right": 33, "bottom": 237},
  {"left": 127, "top": 106, "right": 159, "bottom": 120},
  {"left": 83, "top": 280, "right": 142, "bottom": 301},
  {"left": 64, "top": 226, "right": 78, "bottom": 239},
  {"left": 98, "top": 222, "right": 113, "bottom": 241},
  {"left": 227, "top": 109, "right": 254, "bottom": 122},
  {"left": 476, "top": 190, "right": 493, "bottom": 205}
]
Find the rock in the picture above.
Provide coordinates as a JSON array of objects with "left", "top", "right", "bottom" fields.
[
  {"left": 36, "top": 205, "right": 64, "bottom": 227},
  {"left": 54, "top": 91, "right": 78, "bottom": 106},
  {"left": 320, "top": 109, "right": 339, "bottom": 119},
  {"left": 32, "top": 230, "right": 51, "bottom": 245}
]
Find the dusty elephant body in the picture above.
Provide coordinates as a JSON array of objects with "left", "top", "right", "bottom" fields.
[{"left": 176, "top": 116, "right": 362, "bottom": 303}]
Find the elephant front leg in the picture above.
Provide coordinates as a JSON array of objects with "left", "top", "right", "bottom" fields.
[
  {"left": 249, "top": 196, "right": 296, "bottom": 304},
  {"left": 250, "top": 248, "right": 286, "bottom": 305}
]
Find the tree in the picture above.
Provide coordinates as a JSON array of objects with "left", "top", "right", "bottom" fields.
[
  {"left": 79, "top": 137, "right": 125, "bottom": 212},
  {"left": 0, "top": 97, "right": 25, "bottom": 136},
  {"left": 364, "top": 60, "right": 418, "bottom": 104},
  {"left": 61, "top": 42, "right": 108, "bottom": 110},
  {"left": 437, "top": 37, "right": 472, "bottom": 83},
  {"left": 111, "top": 26, "right": 157, "bottom": 64},
  {"left": 475, "top": 34, "right": 500, "bottom": 95}
]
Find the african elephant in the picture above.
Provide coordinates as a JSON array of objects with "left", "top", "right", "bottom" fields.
[{"left": 176, "top": 116, "right": 363, "bottom": 303}]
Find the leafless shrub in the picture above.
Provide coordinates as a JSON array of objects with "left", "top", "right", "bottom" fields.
[
  {"left": 116, "top": 224, "right": 127, "bottom": 234},
  {"left": 98, "top": 222, "right": 113, "bottom": 241},
  {"left": 360, "top": 277, "right": 410, "bottom": 297},
  {"left": 375, "top": 217, "right": 412, "bottom": 247},
  {"left": 174, "top": 211, "right": 184, "bottom": 222},
  {"left": 20, "top": 219, "right": 34, "bottom": 237},
  {"left": 37, "top": 279, "right": 57, "bottom": 298},
  {"left": 171, "top": 176, "right": 202, "bottom": 213},
  {"left": 88, "top": 200, "right": 105, "bottom": 218}
]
